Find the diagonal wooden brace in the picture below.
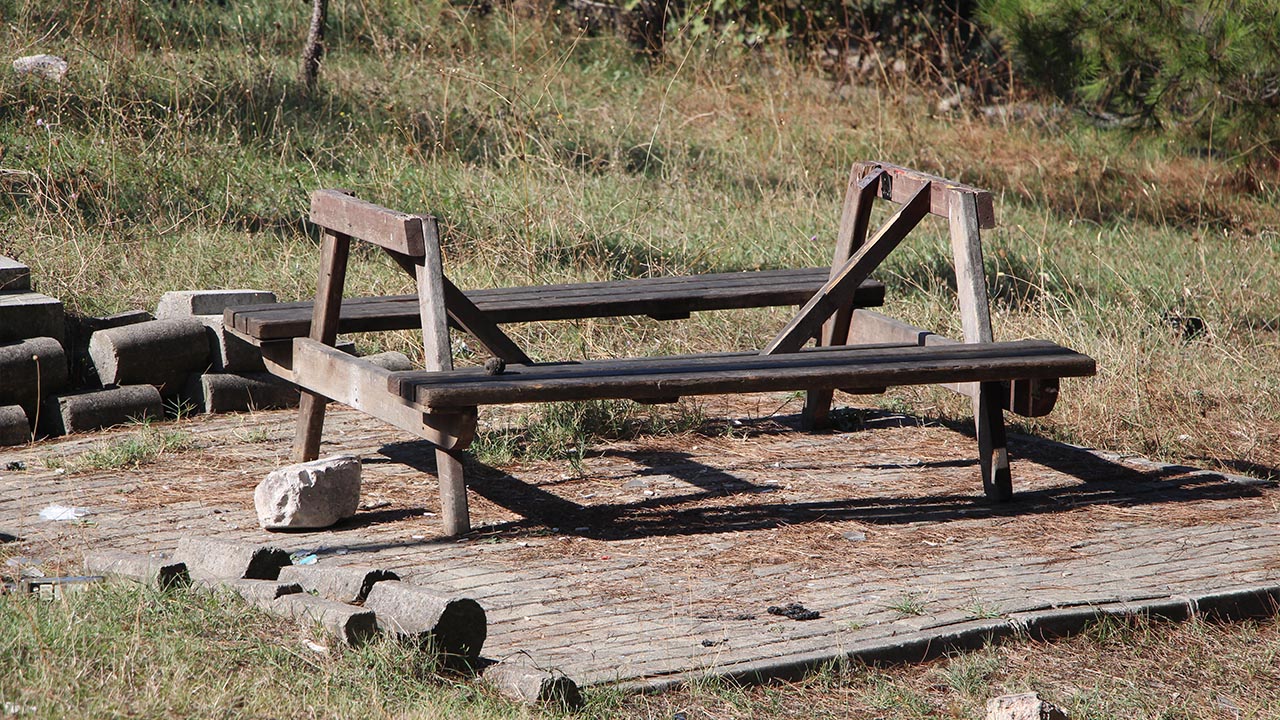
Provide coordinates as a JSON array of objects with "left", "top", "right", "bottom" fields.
[
  {"left": 383, "top": 248, "right": 532, "bottom": 365},
  {"left": 764, "top": 181, "right": 932, "bottom": 356}
]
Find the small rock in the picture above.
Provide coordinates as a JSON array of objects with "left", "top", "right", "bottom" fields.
[
  {"left": 842, "top": 531, "right": 867, "bottom": 542},
  {"left": 986, "top": 692, "right": 1069, "bottom": 720},
  {"left": 256, "top": 455, "right": 361, "bottom": 530},
  {"left": 483, "top": 357, "right": 506, "bottom": 375},
  {"left": 13, "top": 54, "right": 67, "bottom": 81},
  {"left": 767, "top": 603, "right": 820, "bottom": 621}
]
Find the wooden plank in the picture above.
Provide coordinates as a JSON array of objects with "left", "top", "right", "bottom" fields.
[
  {"left": 947, "top": 190, "right": 1010, "bottom": 499},
  {"left": 977, "top": 380, "right": 1012, "bottom": 501},
  {"left": 822, "top": 167, "right": 883, "bottom": 347},
  {"left": 436, "top": 448, "right": 471, "bottom": 536},
  {"left": 404, "top": 216, "right": 480, "bottom": 537},
  {"left": 225, "top": 271, "right": 887, "bottom": 342},
  {"left": 394, "top": 340, "right": 1096, "bottom": 408},
  {"left": 310, "top": 189, "right": 427, "bottom": 256},
  {"left": 383, "top": 247, "right": 532, "bottom": 365},
  {"left": 948, "top": 192, "right": 996, "bottom": 346},
  {"left": 412, "top": 215, "right": 453, "bottom": 373},
  {"left": 805, "top": 167, "right": 884, "bottom": 428},
  {"left": 855, "top": 161, "right": 996, "bottom": 229},
  {"left": 293, "top": 228, "right": 350, "bottom": 462},
  {"left": 291, "top": 338, "right": 474, "bottom": 450},
  {"left": 763, "top": 182, "right": 932, "bottom": 355},
  {"left": 846, "top": 309, "right": 1061, "bottom": 416}
]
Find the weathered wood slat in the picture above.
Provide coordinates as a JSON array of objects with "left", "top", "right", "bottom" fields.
[
  {"left": 393, "top": 340, "right": 1095, "bottom": 409},
  {"left": 293, "top": 228, "right": 351, "bottom": 462},
  {"left": 291, "top": 339, "right": 474, "bottom": 450},
  {"left": 763, "top": 182, "right": 932, "bottom": 355},
  {"left": 309, "top": 190, "right": 428, "bottom": 256},
  {"left": 855, "top": 161, "right": 996, "bottom": 229},
  {"left": 805, "top": 167, "right": 885, "bottom": 427},
  {"left": 224, "top": 271, "right": 886, "bottom": 342},
  {"left": 847, "top": 309, "right": 1060, "bottom": 417}
]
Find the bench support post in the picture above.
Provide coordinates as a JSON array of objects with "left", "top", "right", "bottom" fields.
[
  {"left": 436, "top": 447, "right": 470, "bottom": 536},
  {"left": 804, "top": 167, "right": 882, "bottom": 429},
  {"left": 413, "top": 215, "right": 476, "bottom": 535},
  {"left": 949, "top": 191, "right": 1012, "bottom": 500},
  {"left": 293, "top": 228, "right": 351, "bottom": 462}
]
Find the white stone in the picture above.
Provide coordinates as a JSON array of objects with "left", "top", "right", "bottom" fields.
[
  {"left": 255, "top": 455, "right": 361, "bottom": 530},
  {"left": 12, "top": 54, "right": 67, "bottom": 81},
  {"left": 155, "top": 290, "right": 276, "bottom": 319},
  {"left": 986, "top": 692, "right": 1069, "bottom": 720}
]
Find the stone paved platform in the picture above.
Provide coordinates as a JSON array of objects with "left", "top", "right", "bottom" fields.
[{"left": 1, "top": 400, "right": 1277, "bottom": 690}]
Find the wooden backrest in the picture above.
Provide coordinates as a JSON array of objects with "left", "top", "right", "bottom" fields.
[
  {"left": 308, "top": 190, "right": 531, "bottom": 369},
  {"left": 766, "top": 161, "right": 1000, "bottom": 355},
  {"left": 308, "top": 190, "right": 454, "bottom": 372}
]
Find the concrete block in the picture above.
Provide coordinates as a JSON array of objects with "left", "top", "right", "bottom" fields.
[
  {"left": 0, "top": 337, "right": 67, "bottom": 418},
  {"left": 0, "top": 256, "right": 30, "bottom": 292},
  {"left": 1189, "top": 585, "right": 1280, "bottom": 621},
  {"left": 986, "top": 692, "right": 1069, "bottom": 720},
  {"left": 192, "top": 315, "right": 265, "bottom": 372},
  {"left": 187, "top": 372, "right": 299, "bottom": 414},
  {"left": 1008, "top": 606, "right": 1102, "bottom": 640},
  {"left": 256, "top": 455, "right": 361, "bottom": 531},
  {"left": 363, "top": 351, "right": 413, "bottom": 371},
  {"left": 155, "top": 289, "right": 276, "bottom": 319},
  {"left": 276, "top": 564, "right": 399, "bottom": 604},
  {"left": 88, "top": 319, "right": 210, "bottom": 396},
  {"left": 83, "top": 550, "right": 190, "bottom": 590},
  {"left": 41, "top": 385, "right": 162, "bottom": 436},
  {"left": 82, "top": 310, "right": 156, "bottom": 332},
  {"left": 64, "top": 310, "right": 155, "bottom": 387},
  {"left": 213, "top": 578, "right": 304, "bottom": 606},
  {"left": 174, "top": 537, "right": 291, "bottom": 581},
  {"left": 482, "top": 660, "right": 582, "bottom": 708},
  {"left": 364, "top": 580, "right": 487, "bottom": 660},
  {"left": 0, "top": 405, "right": 29, "bottom": 445},
  {"left": 271, "top": 593, "right": 379, "bottom": 645},
  {"left": 0, "top": 292, "right": 64, "bottom": 346}
]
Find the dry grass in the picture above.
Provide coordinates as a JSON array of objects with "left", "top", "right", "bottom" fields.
[{"left": 608, "top": 614, "right": 1280, "bottom": 719}]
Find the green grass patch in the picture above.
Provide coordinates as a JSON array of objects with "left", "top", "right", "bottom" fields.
[
  {"left": 46, "top": 423, "right": 196, "bottom": 472},
  {"left": 0, "top": 581, "right": 537, "bottom": 719}
]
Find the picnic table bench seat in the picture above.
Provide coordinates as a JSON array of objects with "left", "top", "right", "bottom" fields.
[
  {"left": 392, "top": 340, "right": 1092, "bottom": 409},
  {"left": 234, "top": 161, "right": 1096, "bottom": 537},
  {"left": 225, "top": 268, "right": 886, "bottom": 346}
]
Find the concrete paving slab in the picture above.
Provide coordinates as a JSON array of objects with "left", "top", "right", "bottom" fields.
[{"left": 0, "top": 400, "right": 1276, "bottom": 692}]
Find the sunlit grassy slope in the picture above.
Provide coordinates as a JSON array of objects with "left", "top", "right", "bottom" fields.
[{"left": 2, "top": 0, "right": 1278, "bottom": 474}]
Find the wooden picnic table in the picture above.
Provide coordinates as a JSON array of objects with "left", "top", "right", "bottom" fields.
[{"left": 226, "top": 161, "right": 1095, "bottom": 536}]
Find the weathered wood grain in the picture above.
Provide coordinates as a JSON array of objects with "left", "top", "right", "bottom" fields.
[
  {"left": 293, "top": 228, "right": 350, "bottom": 462},
  {"left": 855, "top": 160, "right": 996, "bottom": 229},
  {"left": 394, "top": 340, "right": 1095, "bottom": 409},
  {"left": 805, "top": 167, "right": 885, "bottom": 428},
  {"left": 310, "top": 189, "right": 427, "bottom": 256},
  {"left": 225, "top": 271, "right": 887, "bottom": 342},
  {"left": 290, "top": 338, "right": 475, "bottom": 450},
  {"left": 948, "top": 191, "right": 1010, "bottom": 500}
]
